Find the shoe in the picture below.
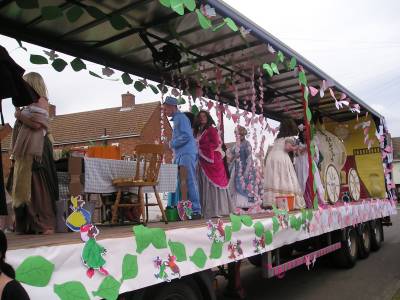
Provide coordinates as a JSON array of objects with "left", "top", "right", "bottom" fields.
[{"left": 191, "top": 213, "right": 202, "bottom": 220}]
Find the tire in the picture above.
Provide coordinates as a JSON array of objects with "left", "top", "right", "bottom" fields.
[
  {"left": 248, "top": 254, "right": 262, "bottom": 267},
  {"left": 332, "top": 227, "right": 358, "bottom": 268},
  {"left": 370, "top": 219, "right": 384, "bottom": 251},
  {"left": 147, "top": 279, "right": 203, "bottom": 300},
  {"left": 357, "top": 223, "right": 371, "bottom": 259}
]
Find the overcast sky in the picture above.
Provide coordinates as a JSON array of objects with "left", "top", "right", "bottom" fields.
[{"left": 1, "top": 0, "right": 399, "bottom": 141}]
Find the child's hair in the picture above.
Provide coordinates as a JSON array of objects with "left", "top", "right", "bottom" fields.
[
  {"left": 23, "top": 72, "right": 48, "bottom": 99},
  {"left": 0, "top": 230, "right": 15, "bottom": 278}
]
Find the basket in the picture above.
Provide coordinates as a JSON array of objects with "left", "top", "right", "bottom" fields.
[{"left": 165, "top": 207, "right": 179, "bottom": 222}]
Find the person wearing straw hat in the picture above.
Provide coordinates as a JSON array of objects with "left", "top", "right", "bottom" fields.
[{"left": 163, "top": 96, "right": 201, "bottom": 219}]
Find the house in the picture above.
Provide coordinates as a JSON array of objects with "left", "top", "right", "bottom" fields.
[
  {"left": 391, "top": 137, "right": 400, "bottom": 197},
  {"left": 1, "top": 92, "right": 173, "bottom": 179}
]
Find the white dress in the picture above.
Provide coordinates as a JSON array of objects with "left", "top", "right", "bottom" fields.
[{"left": 263, "top": 137, "right": 305, "bottom": 209}]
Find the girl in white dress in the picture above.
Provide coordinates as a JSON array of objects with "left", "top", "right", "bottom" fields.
[{"left": 263, "top": 119, "right": 305, "bottom": 209}]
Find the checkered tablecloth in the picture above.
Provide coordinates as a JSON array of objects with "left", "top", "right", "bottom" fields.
[{"left": 83, "top": 157, "right": 178, "bottom": 194}]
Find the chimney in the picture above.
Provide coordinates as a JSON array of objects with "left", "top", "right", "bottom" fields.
[
  {"left": 48, "top": 103, "right": 56, "bottom": 118},
  {"left": 121, "top": 92, "right": 135, "bottom": 108}
]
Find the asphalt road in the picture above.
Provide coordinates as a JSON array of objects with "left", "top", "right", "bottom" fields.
[{"left": 218, "top": 208, "right": 400, "bottom": 300}]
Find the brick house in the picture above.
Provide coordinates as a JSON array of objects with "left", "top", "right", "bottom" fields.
[{"left": 1, "top": 92, "right": 173, "bottom": 179}]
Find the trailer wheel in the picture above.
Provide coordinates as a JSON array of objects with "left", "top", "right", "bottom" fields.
[
  {"left": 333, "top": 227, "right": 358, "bottom": 268},
  {"left": 357, "top": 223, "right": 371, "bottom": 259},
  {"left": 148, "top": 279, "right": 203, "bottom": 300},
  {"left": 370, "top": 219, "right": 384, "bottom": 251}
]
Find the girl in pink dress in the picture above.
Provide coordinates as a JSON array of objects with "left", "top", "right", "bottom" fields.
[{"left": 194, "top": 111, "right": 234, "bottom": 219}]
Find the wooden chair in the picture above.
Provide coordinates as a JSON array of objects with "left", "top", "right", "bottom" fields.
[{"left": 111, "top": 144, "right": 168, "bottom": 225}]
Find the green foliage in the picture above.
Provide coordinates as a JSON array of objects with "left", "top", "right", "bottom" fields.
[
  {"left": 183, "top": 0, "right": 196, "bottom": 11},
  {"left": 196, "top": 9, "right": 212, "bottom": 29},
  {"left": 171, "top": 0, "right": 184, "bottom": 15},
  {"left": 109, "top": 14, "right": 131, "bottom": 30},
  {"left": 16, "top": 256, "right": 54, "bottom": 287},
  {"left": 121, "top": 254, "right": 138, "bottom": 281},
  {"left": 230, "top": 214, "right": 242, "bottom": 232},
  {"left": 241, "top": 215, "right": 253, "bottom": 227},
  {"left": 289, "top": 57, "right": 297, "bottom": 70},
  {"left": 224, "top": 225, "right": 232, "bottom": 242},
  {"left": 51, "top": 58, "right": 68, "bottom": 72},
  {"left": 159, "top": 0, "right": 171, "bottom": 7},
  {"left": 264, "top": 230, "right": 273, "bottom": 245},
  {"left": 298, "top": 71, "right": 307, "bottom": 86},
  {"left": 168, "top": 240, "right": 187, "bottom": 262},
  {"left": 92, "top": 276, "right": 121, "bottom": 300},
  {"left": 270, "top": 62, "right": 279, "bottom": 75},
  {"left": 134, "top": 81, "right": 146, "bottom": 92},
  {"left": 209, "top": 241, "right": 223, "bottom": 259},
  {"left": 66, "top": 6, "right": 84, "bottom": 23},
  {"left": 190, "top": 248, "right": 207, "bottom": 268},
  {"left": 277, "top": 51, "right": 285, "bottom": 63},
  {"left": 70, "top": 58, "right": 86, "bottom": 72},
  {"left": 121, "top": 72, "right": 133, "bottom": 85},
  {"left": 224, "top": 18, "right": 238, "bottom": 32},
  {"left": 272, "top": 217, "right": 280, "bottom": 234},
  {"left": 133, "top": 225, "right": 167, "bottom": 254},
  {"left": 16, "top": 0, "right": 38, "bottom": 9},
  {"left": 41, "top": 6, "right": 63, "bottom": 20},
  {"left": 54, "top": 281, "right": 90, "bottom": 300},
  {"left": 254, "top": 221, "right": 264, "bottom": 237},
  {"left": 30, "top": 54, "right": 48, "bottom": 65},
  {"left": 263, "top": 63, "right": 273, "bottom": 77}
]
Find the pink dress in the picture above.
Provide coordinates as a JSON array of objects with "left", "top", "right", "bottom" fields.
[
  {"left": 198, "top": 127, "right": 229, "bottom": 188},
  {"left": 197, "top": 126, "right": 233, "bottom": 218}
]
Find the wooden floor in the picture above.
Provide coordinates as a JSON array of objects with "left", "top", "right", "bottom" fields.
[{"left": 7, "top": 212, "right": 274, "bottom": 250}]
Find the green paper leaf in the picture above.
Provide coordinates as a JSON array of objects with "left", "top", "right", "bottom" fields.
[
  {"left": 306, "top": 210, "right": 313, "bottom": 221},
  {"left": 289, "top": 215, "right": 297, "bottom": 229},
  {"left": 224, "top": 225, "right": 232, "bottom": 242},
  {"left": 89, "top": 70, "right": 102, "bottom": 79},
  {"left": 109, "top": 14, "right": 131, "bottom": 30},
  {"left": 264, "top": 230, "right": 273, "bottom": 245},
  {"left": 133, "top": 225, "right": 152, "bottom": 254},
  {"left": 298, "top": 71, "right": 307, "bottom": 86},
  {"left": 30, "top": 54, "right": 48, "bottom": 65},
  {"left": 230, "top": 214, "right": 242, "bottom": 232},
  {"left": 277, "top": 51, "right": 285, "bottom": 63},
  {"left": 190, "top": 248, "right": 207, "bottom": 268},
  {"left": 51, "top": 58, "right": 68, "bottom": 72},
  {"left": 263, "top": 63, "right": 273, "bottom": 77},
  {"left": 191, "top": 104, "right": 200, "bottom": 116},
  {"left": 54, "top": 281, "right": 90, "bottom": 300},
  {"left": 171, "top": 0, "right": 184, "bottom": 15},
  {"left": 271, "top": 62, "right": 279, "bottom": 75},
  {"left": 183, "top": 0, "right": 196, "bottom": 11},
  {"left": 149, "top": 84, "right": 159, "bottom": 94},
  {"left": 212, "top": 21, "right": 226, "bottom": 32},
  {"left": 289, "top": 57, "right": 297, "bottom": 70},
  {"left": 150, "top": 228, "right": 167, "bottom": 249},
  {"left": 159, "top": 0, "right": 171, "bottom": 7},
  {"left": 66, "top": 5, "right": 84, "bottom": 23},
  {"left": 85, "top": 6, "right": 106, "bottom": 19},
  {"left": 16, "top": 0, "right": 38, "bottom": 9},
  {"left": 134, "top": 80, "right": 146, "bottom": 92},
  {"left": 121, "top": 72, "right": 133, "bottom": 85},
  {"left": 210, "top": 241, "right": 223, "bottom": 259},
  {"left": 41, "top": 6, "right": 63, "bottom": 20},
  {"left": 16, "top": 256, "right": 54, "bottom": 287},
  {"left": 121, "top": 254, "right": 138, "bottom": 281},
  {"left": 253, "top": 221, "right": 264, "bottom": 237},
  {"left": 304, "top": 86, "right": 310, "bottom": 102},
  {"left": 157, "top": 83, "right": 168, "bottom": 94},
  {"left": 70, "top": 58, "right": 86, "bottom": 72},
  {"left": 196, "top": 9, "right": 212, "bottom": 29},
  {"left": 178, "top": 97, "right": 186, "bottom": 105},
  {"left": 92, "top": 276, "right": 121, "bottom": 300},
  {"left": 241, "top": 215, "right": 253, "bottom": 227},
  {"left": 224, "top": 17, "right": 238, "bottom": 32},
  {"left": 301, "top": 210, "right": 307, "bottom": 223},
  {"left": 168, "top": 240, "right": 187, "bottom": 262},
  {"left": 272, "top": 217, "right": 280, "bottom": 234},
  {"left": 306, "top": 107, "right": 312, "bottom": 122}
]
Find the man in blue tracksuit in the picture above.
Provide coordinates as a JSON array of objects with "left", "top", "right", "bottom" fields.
[{"left": 163, "top": 96, "right": 201, "bottom": 219}]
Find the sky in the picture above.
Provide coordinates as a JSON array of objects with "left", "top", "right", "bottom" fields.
[{"left": 1, "top": 0, "right": 400, "bottom": 141}]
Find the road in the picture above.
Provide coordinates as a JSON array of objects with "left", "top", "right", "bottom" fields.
[{"left": 218, "top": 208, "right": 400, "bottom": 300}]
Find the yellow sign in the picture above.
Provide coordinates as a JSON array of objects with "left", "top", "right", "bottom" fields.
[{"left": 325, "top": 115, "right": 385, "bottom": 198}]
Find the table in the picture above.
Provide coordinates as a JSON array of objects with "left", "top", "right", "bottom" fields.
[{"left": 83, "top": 157, "right": 178, "bottom": 194}]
